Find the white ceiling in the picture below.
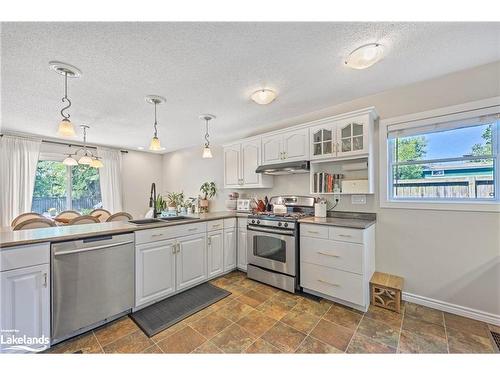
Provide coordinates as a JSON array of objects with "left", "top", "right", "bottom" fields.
[{"left": 1, "top": 22, "right": 499, "bottom": 153}]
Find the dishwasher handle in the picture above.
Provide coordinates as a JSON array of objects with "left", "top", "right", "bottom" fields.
[{"left": 53, "top": 240, "right": 134, "bottom": 256}]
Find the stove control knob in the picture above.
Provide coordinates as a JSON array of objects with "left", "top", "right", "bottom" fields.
[
  {"left": 251, "top": 219, "right": 255, "bottom": 224},
  {"left": 284, "top": 222, "right": 288, "bottom": 228},
  {"left": 257, "top": 220, "right": 260, "bottom": 224},
  {"left": 278, "top": 222, "right": 282, "bottom": 227}
]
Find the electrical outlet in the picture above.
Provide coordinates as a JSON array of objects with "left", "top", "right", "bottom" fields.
[{"left": 351, "top": 195, "right": 366, "bottom": 204}]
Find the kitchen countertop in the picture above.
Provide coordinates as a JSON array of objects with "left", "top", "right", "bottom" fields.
[
  {"left": 298, "top": 211, "right": 376, "bottom": 229},
  {"left": 0, "top": 211, "right": 245, "bottom": 248}
]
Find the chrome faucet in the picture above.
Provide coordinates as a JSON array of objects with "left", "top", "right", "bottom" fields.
[{"left": 149, "top": 182, "right": 157, "bottom": 218}]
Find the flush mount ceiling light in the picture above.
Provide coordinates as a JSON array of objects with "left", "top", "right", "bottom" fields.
[
  {"left": 344, "top": 43, "right": 384, "bottom": 70},
  {"left": 250, "top": 89, "right": 277, "bottom": 105},
  {"left": 199, "top": 114, "right": 216, "bottom": 159},
  {"left": 145, "top": 95, "right": 166, "bottom": 151},
  {"left": 49, "top": 61, "right": 82, "bottom": 137}
]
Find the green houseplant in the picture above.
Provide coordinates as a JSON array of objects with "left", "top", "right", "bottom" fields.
[
  {"left": 199, "top": 182, "right": 216, "bottom": 213},
  {"left": 166, "top": 192, "right": 185, "bottom": 212}
]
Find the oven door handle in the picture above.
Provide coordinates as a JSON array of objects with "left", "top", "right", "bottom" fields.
[{"left": 247, "top": 225, "right": 295, "bottom": 236}]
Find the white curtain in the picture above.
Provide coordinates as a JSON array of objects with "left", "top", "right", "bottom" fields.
[
  {"left": 97, "top": 147, "right": 123, "bottom": 213},
  {"left": 0, "top": 136, "right": 41, "bottom": 227}
]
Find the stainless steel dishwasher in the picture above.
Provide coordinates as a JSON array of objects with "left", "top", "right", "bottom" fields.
[{"left": 51, "top": 233, "right": 134, "bottom": 343}]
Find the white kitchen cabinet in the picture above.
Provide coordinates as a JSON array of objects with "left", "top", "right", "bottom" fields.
[
  {"left": 176, "top": 233, "right": 207, "bottom": 291},
  {"left": 223, "top": 228, "right": 237, "bottom": 272},
  {"left": 300, "top": 223, "right": 375, "bottom": 312},
  {"left": 223, "top": 139, "right": 273, "bottom": 188},
  {"left": 1, "top": 264, "right": 50, "bottom": 353},
  {"left": 309, "top": 111, "right": 375, "bottom": 161},
  {"left": 207, "top": 230, "right": 224, "bottom": 278},
  {"left": 135, "top": 240, "right": 176, "bottom": 308},
  {"left": 262, "top": 134, "right": 283, "bottom": 165},
  {"left": 310, "top": 123, "right": 336, "bottom": 160},
  {"left": 223, "top": 144, "right": 241, "bottom": 188},
  {"left": 237, "top": 224, "right": 248, "bottom": 271},
  {"left": 336, "top": 115, "right": 370, "bottom": 158},
  {"left": 262, "top": 129, "right": 309, "bottom": 164},
  {"left": 282, "top": 128, "right": 309, "bottom": 161}
]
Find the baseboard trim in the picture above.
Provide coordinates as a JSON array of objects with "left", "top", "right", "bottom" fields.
[{"left": 402, "top": 292, "right": 500, "bottom": 326}]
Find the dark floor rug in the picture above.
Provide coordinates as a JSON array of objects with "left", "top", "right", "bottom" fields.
[{"left": 130, "top": 282, "right": 231, "bottom": 337}]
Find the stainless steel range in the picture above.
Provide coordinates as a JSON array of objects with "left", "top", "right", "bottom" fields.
[{"left": 246, "top": 196, "right": 315, "bottom": 293}]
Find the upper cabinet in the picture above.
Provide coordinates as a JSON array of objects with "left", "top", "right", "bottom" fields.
[
  {"left": 336, "top": 115, "right": 369, "bottom": 158},
  {"left": 310, "top": 111, "right": 374, "bottom": 161},
  {"left": 223, "top": 139, "right": 273, "bottom": 189},
  {"left": 262, "top": 129, "right": 309, "bottom": 165}
]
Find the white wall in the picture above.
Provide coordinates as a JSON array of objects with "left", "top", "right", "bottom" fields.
[
  {"left": 162, "top": 61, "right": 500, "bottom": 319},
  {"left": 122, "top": 150, "right": 163, "bottom": 219}
]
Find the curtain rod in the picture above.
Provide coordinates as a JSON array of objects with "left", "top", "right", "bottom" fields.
[{"left": 0, "top": 134, "right": 128, "bottom": 153}]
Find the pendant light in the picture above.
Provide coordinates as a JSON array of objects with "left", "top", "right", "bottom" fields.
[
  {"left": 200, "top": 114, "right": 215, "bottom": 158},
  {"left": 63, "top": 153, "right": 78, "bottom": 166},
  {"left": 145, "top": 95, "right": 166, "bottom": 151},
  {"left": 90, "top": 157, "right": 104, "bottom": 168},
  {"left": 78, "top": 125, "right": 93, "bottom": 165},
  {"left": 49, "top": 61, "right": 82, "bottom": 137}
]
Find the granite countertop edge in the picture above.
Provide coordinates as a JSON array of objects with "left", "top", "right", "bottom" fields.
[
  {"left": 0, "top": 211, "right": 246, "bottom": 249},
  {"left": 298, "top": 216, "right": 376, "bottom": 229}
]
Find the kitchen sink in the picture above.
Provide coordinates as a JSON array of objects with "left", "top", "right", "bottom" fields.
[
  {"left": 128, "top": 218, "right": 164, "bottom": 225},
  {"left": 158, "top": 216, "right": 200, "bottom": 221}
]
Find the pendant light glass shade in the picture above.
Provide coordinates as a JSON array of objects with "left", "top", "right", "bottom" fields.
[
  {"left": 63, "top": 155, "right": 78, "bottom": 166},
  {"left": 149, "top": 136, "right": 162, "bottom": 151},
  {"left": 202, "top": 146, "right": 213, "bottom": 159},
  {"left": 78, "top": 154, "right": 93, "bottom": 165},
  {"left": 90, "top": 158, "right": 104, "bottom": 168},
  {"left": 58, "top": 119, "right": 76, "bottom": 137}
]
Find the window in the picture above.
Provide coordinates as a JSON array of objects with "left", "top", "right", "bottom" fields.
[
  {"left": 32, "top": 160, "right": 102, "bottom": 216},
  {"left": 385, "top": 110, "right": 499, "bottom": 206}
]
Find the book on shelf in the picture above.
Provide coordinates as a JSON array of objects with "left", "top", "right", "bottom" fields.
[{"left": 313, "top": 172, "right": 335, "bottom": 193}]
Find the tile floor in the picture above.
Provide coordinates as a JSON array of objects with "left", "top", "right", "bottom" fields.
[{"left": 46, "top": 271, "right": 499, "bottom": 354}]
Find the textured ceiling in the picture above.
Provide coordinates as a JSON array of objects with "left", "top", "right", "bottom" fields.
[{"left": 1, "top": 22, "right": 499, "bottom": 152}]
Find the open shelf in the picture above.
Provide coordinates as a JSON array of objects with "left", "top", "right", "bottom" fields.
[{"left": 309, "top": 157, "right": 374, "bottom": 195}]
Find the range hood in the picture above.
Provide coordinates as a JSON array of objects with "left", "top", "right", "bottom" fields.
[{"left": 255, "top": 160, "right": 310, "bottom": 175}]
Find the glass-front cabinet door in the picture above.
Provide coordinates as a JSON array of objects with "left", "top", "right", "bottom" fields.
[
  {"left": 336, "top": 115, "right": 369, "bottom": 157},
  {"left": 310, "top": 124, "right": 335, "bottom": 160}
]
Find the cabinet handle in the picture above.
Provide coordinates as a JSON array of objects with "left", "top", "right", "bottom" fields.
[
  {"left": 188, "top": 228, "right": 198, "bottom": 232},
  {"left": 152, "top": 233, "right": 164, "bottom": 237},
  {"left": 318, "top": 279, "right": 339, "bottom": 287},
  {"left": 177, "top": 243, "right": 181, "bottom": 253},
  {"left": 307, "top": 230, "right": 320, "bottom": 234},
  {"left": 317, "top": 251, "right": 339, "bottom": 258},
  {"left": 172, "top": 245, "right": 176, "bottom": 254},
  {"left": 43, "top": 273, "right": 48, "bottom": 288},
  {"left": 208, "top": 237, "right": 212, "bottom": 246},
  {"left": 338, "top": 234, "right": 352, "bottom": 238}
]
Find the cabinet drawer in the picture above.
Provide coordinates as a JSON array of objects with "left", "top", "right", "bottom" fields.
[
  {"left": 300, "top": 224, "right": 329, "bottom": 239},
  {"left": 207, "top": 220, "right": 224, "bottom": 231},
  {"left": 329, "top": 227, "right": 364, "bottom": 244},
  {"left": 223, "top": 218, "right": 236, "bottom": 229},
  {"left": 1, "top": 243, "right": 50, "bottom": 272},
  {"left": 300, "top": 262, "right": 364, "bottom": 306},
  {"left": 136, "top": 222, "right": 207, "bottom": 244},
  {"left": 300, "top": 237, "right": 363, "bottom": 274}
]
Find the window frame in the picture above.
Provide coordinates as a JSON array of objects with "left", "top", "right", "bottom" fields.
[
  {"left": 32, "top": 155, "right": 101, "bottom": 214},
  {"left": 379, "top": 97, "right": 500, "bottom": 212}
]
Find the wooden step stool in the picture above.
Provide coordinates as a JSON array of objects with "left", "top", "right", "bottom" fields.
[{"left": 370, "top": 272, "right": 404, "bottom": 313}]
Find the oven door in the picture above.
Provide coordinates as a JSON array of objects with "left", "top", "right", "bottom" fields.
[{"left": 247, "top": 225, "right": 296, "bottom": 276}]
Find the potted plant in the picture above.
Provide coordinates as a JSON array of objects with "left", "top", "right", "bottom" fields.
[
  {"left": 199, "top": 182, "right": 216, "bottom": 213},
  {"left": 166, "top": 192, "right": 185, "bottom": 213},
  {"left": 154, "top": 195, "right": 167, "bottom": 214}
]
